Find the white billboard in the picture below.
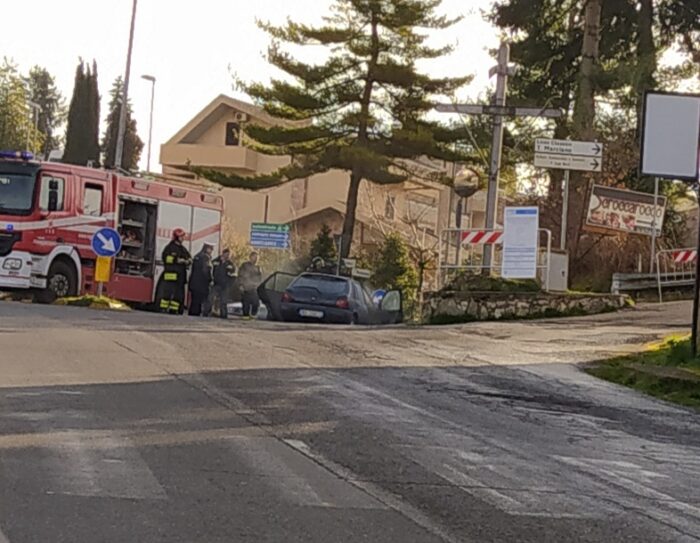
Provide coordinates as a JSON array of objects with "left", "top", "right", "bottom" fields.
[
  {"left": 502, "top": 207, "right": 539, "bottom": 279},
  {"left": 641, "top": 91, "right": 700, "bottom": 182}
]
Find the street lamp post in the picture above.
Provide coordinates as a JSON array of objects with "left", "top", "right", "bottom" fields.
[
  {"left": 26, "top": 101, "right": 41, "bottom": 155},
  {"left": 115, "top": 0, "right": 138, "bottom": 171},
  {"left": 141, "top": 75, "right": 156, "bottom": 173}
]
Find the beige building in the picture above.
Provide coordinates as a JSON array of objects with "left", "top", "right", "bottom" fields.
[{"left": 160, "top": 94, "right": 489, "bottom": 255}]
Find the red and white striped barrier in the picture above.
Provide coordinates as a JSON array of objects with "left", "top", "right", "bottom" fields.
[
  {"left": 673, "top": 250, "right": 697, "bottom": 264},
  {"left": 461, "top": 230, "right": 503, "bottom": 245}
]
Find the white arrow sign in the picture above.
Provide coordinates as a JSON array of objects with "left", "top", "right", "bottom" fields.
[
  {"left": 535, "top": 138, "right": 603, "bottom": 157},
  {"left": 534, "top": 153, "right": 602, "bottom": 172},
  {"left": 97, "top": 232, "right": 116, "bottom": 253}
]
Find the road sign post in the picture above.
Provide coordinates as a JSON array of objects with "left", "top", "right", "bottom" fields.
[
  {"left": 250, "top": 223, "right": 291, "bottom": 250},
  {"left": 561, "top": 169, "right": 570, "bottom": 251},
  {"left": 533, "top": 153, "right": 602, "bottom": 172},
  {"left": 533, "top": 138, "right": 604, "bottom": 251},
  {"left": 94, "top": 256, "right": 112, "bottom": 293},
  {"left": 91, "top": 227, "right": 122, "bottom": 297},
  {"left": 435, "top": 42, "right": 563, "bottom": 273}
]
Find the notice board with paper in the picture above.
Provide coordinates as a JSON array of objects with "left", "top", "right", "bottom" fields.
[{"left": 502, "top": 207, "right": 539, "bottom": 279}]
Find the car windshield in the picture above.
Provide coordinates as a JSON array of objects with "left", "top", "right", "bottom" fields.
[
  {"left": 0, "top": 170, "right": 36, "bottom": 216},
  {"left": 291, "top": 275, "right": 349, "bottom": 296}
]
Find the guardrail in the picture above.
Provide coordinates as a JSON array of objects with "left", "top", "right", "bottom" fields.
[
  {"left": 438, "top": 228, "right": 552, "bottom": 291},
  {"left": 609, "top": 249, "right": 698, "bottom": 302},
  {"left": 611, "top": 273, "right": 660, "bottom": 294}
]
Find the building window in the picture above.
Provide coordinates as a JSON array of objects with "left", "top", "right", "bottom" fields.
[
  {"left": 225, "top": 122, "right": 241, "bottom": 146},
  {"left": 39, "top": 176, "right": 65, "bottom": 212},
  {"left": 83, "top": 185, "right": 103, "bottom": 217},
  {"left": 384, "top": 195, "right": 396, "bottom": 220}
]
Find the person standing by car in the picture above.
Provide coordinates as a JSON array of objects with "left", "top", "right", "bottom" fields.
[
  {"left": 188, "top": 243, "right": 214, "bottom": 316},
  {"left": 211, "top": 248, "right": 236, "bottom": 318},
  {"left": 158, "top": 228, "right": 192, "bottom": 315},
  {"left": 238, "top": 251, "right": 262, "bottom": 319}
]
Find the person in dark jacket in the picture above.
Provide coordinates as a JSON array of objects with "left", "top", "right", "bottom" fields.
[
  {"left": 211, "top": 248, "right": 236, "bottom": 318},
  {"left": 238, "top": 252, "right": 262, "bottom": 319},
  {"left": 158, "top": 228, "right": 192, "bottom": 315},
  {"left": 188, "top": 243, "right": 214, "bottom": 316}
]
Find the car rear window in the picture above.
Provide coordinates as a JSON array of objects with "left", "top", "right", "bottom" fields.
[{"left": 292, "top": 275, "right": 350, "bottom": 296}]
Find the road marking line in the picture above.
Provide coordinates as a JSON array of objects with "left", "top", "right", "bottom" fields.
[
  {"left": 0, "top": 527, "right": 10, "bottom": 543},
  {"left": 284, "top": 439, "right": 467, "bottom": 543}
]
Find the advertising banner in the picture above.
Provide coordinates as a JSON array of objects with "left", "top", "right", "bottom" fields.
[{"left": 585, "top": 185, "right": 666, "bottom": 236}]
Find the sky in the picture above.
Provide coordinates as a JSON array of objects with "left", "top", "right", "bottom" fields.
[{"left": 0, "top": 0, "right": 499, "bottom": 171}]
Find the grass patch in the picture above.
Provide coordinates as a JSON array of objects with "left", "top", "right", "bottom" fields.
[{"left": 586, "top": 335, "right": 700, "bottom": 408}]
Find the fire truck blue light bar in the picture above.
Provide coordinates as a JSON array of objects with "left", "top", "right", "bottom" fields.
[{"left": 0, "top": 150, "right": 34, "bottom": 160}]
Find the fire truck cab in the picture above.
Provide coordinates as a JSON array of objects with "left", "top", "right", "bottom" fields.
[{"left": 0, "top": 151, "right": 223, "bottom": 304}]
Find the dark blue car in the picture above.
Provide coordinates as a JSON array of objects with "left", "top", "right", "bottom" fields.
[{"left": 259, "top": 272, "right": 403, "bottom": 325}]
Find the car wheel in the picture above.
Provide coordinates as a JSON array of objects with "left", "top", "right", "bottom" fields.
[{"left": 36, "top": 260, "right": 77, "bottom": 304}]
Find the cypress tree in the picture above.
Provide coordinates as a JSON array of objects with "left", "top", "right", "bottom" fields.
[
  {"left": 102, "top": 76, "right": 143, "bottom": 171},
  {"left": 63, "top": 60, "right": 100, "bottom": 166},
  {"left": 62, "top": 61, "right": 87, "bottom": 165}
]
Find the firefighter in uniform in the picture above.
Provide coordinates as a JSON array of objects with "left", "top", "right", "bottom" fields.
[
  {"left": 188, "top": 243, "right": 214, "bottom": 316},
  {"left": 159, "top": 228, "right": 192, "bottom": 314},
  {"left": 211, "top": 248, "right": 237, "bottom": 318}
]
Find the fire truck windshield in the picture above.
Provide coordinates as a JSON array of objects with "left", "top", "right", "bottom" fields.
[{"left": 0, "top": 171, "right": 36, "bottom": 216}]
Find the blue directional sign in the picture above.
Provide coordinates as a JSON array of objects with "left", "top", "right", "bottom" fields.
[
  {"left": 91, "top": 227, "right": 122, "bottom": 257},
  {"left": 372, "top": 289, "right": 387, "bottom": 305},
  {"left": 250, "top": 223, "right": 291, "bottom": 250}
]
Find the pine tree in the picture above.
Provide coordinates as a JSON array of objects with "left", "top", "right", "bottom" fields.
[
  {"left": 371, "top": 232, "right": 418, "bottom": 312},
  {"left": 63, "top": 61, "right": 100, "bottom": 166},
  {"left": 102, "top": 76, "right": 143, "bottom": 171},
  {"left": 26, "top": 66, "right": 66, "bottom": 158},
  {"left": 309, "top": 224, "right": 337, "bottom": 263},
  {"left": 197, "top": 0, "right": 473, "bottom": 257}
]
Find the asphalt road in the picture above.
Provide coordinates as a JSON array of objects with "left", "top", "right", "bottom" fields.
[{"left": 1, "top": 300, "right": 699, "bottom": 542}]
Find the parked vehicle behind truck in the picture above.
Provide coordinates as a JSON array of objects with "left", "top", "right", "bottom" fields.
[{"left": 0, "top": 150, "right": 223, "bottom": 304}]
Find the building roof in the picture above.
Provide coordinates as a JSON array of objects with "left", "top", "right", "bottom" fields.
[{"left": 164, "top": 94, "right": 306, "bottom": 146}]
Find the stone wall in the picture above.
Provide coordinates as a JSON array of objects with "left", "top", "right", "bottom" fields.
[{"left": 422, "top": 291, "right": 631, "bottom": 324}]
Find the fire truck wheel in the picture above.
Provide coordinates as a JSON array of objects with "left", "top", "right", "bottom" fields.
[{"left": 37, "top": 260, "right": 78, "bottom": 304}]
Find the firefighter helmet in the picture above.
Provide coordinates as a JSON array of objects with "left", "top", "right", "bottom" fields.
[{"left": 172, "top": 228, "right": 186, "bottom": 241}]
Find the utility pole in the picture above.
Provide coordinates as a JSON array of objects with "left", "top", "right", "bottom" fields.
[
  {"left": 115, "top": 0, "right": 138, "bottom": 171},
  {"left": 26, "top": 101, "right": 41, "bottom": 155},
  {"left": 483, "top": 43, "right": 513, "bottom": 270},
  {"left": 435, "top": 41, "right": 562, "bottom": 273},
  {"left": 141, "top": 74, "right": 156, "bottom": 172}
]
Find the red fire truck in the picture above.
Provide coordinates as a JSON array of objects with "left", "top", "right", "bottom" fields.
[{"left": 0, "top": 151, "right": 223, "bottom": 304}]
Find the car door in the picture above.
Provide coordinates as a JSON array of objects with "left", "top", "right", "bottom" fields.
[
  {"left": 257, "top": 271, "right": 298, "bottom": 321},
  {"left": 357, "top": 283, "right": 381, "bottom": 324},
  {"left": 350, "top": 281, "right": 372, "bottom": 324},
  {"left": 36, "top": 172, "right": 72, "bottom": 244},
  {"left": 377, "top": 290, "right": 404, "bottom": 324}
]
